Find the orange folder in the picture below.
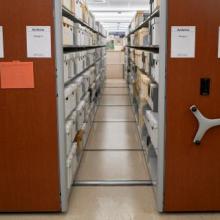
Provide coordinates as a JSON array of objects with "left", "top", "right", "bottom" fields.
[{"left": 0, "top": 61, "right": 34, "bottom": 89}]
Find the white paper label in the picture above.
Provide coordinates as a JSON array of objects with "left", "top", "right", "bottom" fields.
[
  {"left": 26, "top": 26, "right": 51, "bottom": 58},
  {"left": 171, "top": 26, "right": 196, "bottom": 58},
  {"left": 0, "top": 26, "right": 4, "bottom": 58},
  {"left": 218, "top": 27, "right": 220, "bottom": 58}
]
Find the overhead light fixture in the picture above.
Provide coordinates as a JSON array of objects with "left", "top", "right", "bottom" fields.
[{"left": 92, "top": 0, "right": 106, "bottom": 3}]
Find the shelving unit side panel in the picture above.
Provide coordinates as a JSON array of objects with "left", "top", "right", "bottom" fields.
[
  {"left": 0, "top": 0, "right": 61, "bottom": 211},
  {"left": 164, "top": 0, "right": 220, "bottom": 212}
]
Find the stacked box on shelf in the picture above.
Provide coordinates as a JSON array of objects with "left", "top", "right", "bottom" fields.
[
  {"left": 66, "top": 143, "right": 78, "bottom": 191},
  {"left": 151, "top": 53, "right": 159, "bottom": 83},
  {"left": 151, "top": 18, "right": 160, "bottom": 46},
  {"left": 130, "top": 16, "right": 136, "bottom": 32},
  {"left": 75, "top": 52, "right": 82, "bottom": 74},
  {"left": 130, "top": 65, "right": 150, "bottom": 129},
  {"left": 74, "top": 24, "right": 96, "bottom": 46},
  {"left": 134, "top": 50, "right": 143, "bottom": 69},
  {"left": 130, "top": 34, "right": 135, "bottom": 46},
  {"left": 74, "top": 23, "right": 82, "bottom": 46},
  {"left": 152, "top": 0, "right": 160, "bottom": 11},
  {"left": 95, "top": 59, "right": 102, "bottom": 76},
  {"left": 88, "top": 67, "right": 96, "bottom": 102},
  {"left": 64, "top": 84, "right": 77, "bottom": 119},
  {"left": 135, "top": 11, "right": 149, "bottom": 27},
  {"left": 64, "top": 52, "right": 76, "bottom": 83},
  {"left": 144, "top": 110, "right": 158, "bottom": 151},
  {"left": 139, "top": 28, "right": 150, "bottom": 46},
  {"left": 88, "top": 12, "right": 95, "bottom": 29},
  {"left": 87, "top": 49, "right": 95, "bottom": 66},
  {"left": 75, "top": 77, "right": 84, "bottom": 104},
  {"left": 62, "top": 17, "right": 74, "bottom": 46},
  {"left": 95, "top": 21, "right": 99, "bottom": 32},
  {"left": 82, "top": 72, "right": 90, "bottom": 93},
  {"left": 134, "top": 28, "right": 149, "bottom": 46},
  {"left": 83, "top": 92, "right": 91, "bottom": 122},
  {"left": 82, "top": 3, "right": 89, "bottom": 24},
  {"left": 62, "top": 0, "right": 72, "bottom": 11},
  {"left": 143, "top": 51, "right": 150, "bottom": 74},
  {"left": 75, "top": 0, "right": 83, "bottom": 20},
  {"left": 148, "top": 82, "right": 158, "bottom": 112},
  {"left": 69, "top": 111, "right": 78, "bottom": 148},
  {"left": 76, "top": 100, "right": 86, "bottom": 132},
  {"left": 130, "top": 48, "right": 135, "bottom": 62}
]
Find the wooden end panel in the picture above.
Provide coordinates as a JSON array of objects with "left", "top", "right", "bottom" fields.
[
  {"left": 0, "top": 0, "right": 61, "bottom": 212},
  {"left": 164, "top": 0, "right": 220, "bottom": 212}
]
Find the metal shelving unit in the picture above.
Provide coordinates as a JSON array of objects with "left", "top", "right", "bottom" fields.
[
  {"left": 127, "top": 45, "right": 159, "bottom": 53},
  {"left": 125, "top": 0, "right": 162, "bottom": 212},
  {"left": 63, "top": 45, "right": 106, "bottom": 52},
  {"left": 55, "top": 1, "right": 107, "bottom": 212}
]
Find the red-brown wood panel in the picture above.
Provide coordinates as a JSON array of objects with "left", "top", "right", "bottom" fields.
[
  {"left": 0, "top": 0, "right": 61, "bottom": 211},
  {"left": 164, "top": 0, "right": 220, "bottom": 211}
]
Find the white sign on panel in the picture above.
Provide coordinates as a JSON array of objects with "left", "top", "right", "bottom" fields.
[
  {"left": 26, "top": 26, "right": 51, "bottom": 58},
  {"left": 171, "top": 26, "right": 196, "bottom": 58}
]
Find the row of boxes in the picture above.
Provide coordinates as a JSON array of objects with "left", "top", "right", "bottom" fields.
[
  {"left": 66, "top": 142, "right": 78, "bottom": 190},
  {"left": 62, "top": 0, "right": 106, "bottom": 37},
  {"left": 95, "top": 21, "right": 107, "bottom": 37},
  {"left": 151, "top": 53, "right": 159, "bottom": 83},
  {"left": 65, "top": 77, "right": 100, "bottom": 155},
  {"left": 152, "top": 0, "right": 160, "bottom": 12},
  {"left": 63, "top": 48, "right": 105, "bottom": 84},
  {"left": 64, "top": 56, "right": 104, "bottom": 119},
  {"left": 145, "top": 110, "right": 158, "bottom": 150},
  {"left": 62, "top": 0, "right": 92, "bottom": 25},
  {"left": 65, "top": 91, "right": 99, "bottom": 191},
  {"left": 64, "top": 44, "right": 106, "bottom": 192},
  {"left": 129, "top": 50, "right": 159, "bottom": 112},
  {"left": 151, "top": 18, "right": 160, "bottom": 46},
  {"left": 62, "top": 17, "right": 99, "bottom": 46},
  {"left": 130, "top": 49, "right": 159, "bottom": 84},
  {"left": 129, "top": 18, "right": 160, "bottom": 47},
  {"left": 65, "top": 90, "right": 101, "bottom": 191},
  {"left": 63, "top": 50, "right": 96, "bottom": 83},
  {"left": 129, "top": 11, "right": 149, "bottom": 32}
]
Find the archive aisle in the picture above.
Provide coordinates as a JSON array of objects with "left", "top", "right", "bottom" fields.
[
  {"left": 0, "top": 0, "right": 220, "bottom": 216},
  {"left": 125, "top": 0, "right": 220, "bottom": 212},
  {"left": 0, "top": 0, "right": 106, "bottom": 212}
]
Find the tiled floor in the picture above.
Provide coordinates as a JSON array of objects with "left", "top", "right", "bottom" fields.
[
  {"left": 95, "top": 106, "right": 135, "bottom": 122},
  {"left": 1, "top": 79, "right": 220, "bottom": 219},
  {"left": 100, "top": 95, "right": 130, "bottom": 106},
  {"left": 102, "top": 87, "right": 129, "bottom": 95},
  {"left": 86, "top": 122, "right": 141, "bottom": 149},
  {"left": 76, "top": 151, "right": 149, "bottom": 181},
  {"left": 104, "top": 79, "right": 127, "bottom": 88}
]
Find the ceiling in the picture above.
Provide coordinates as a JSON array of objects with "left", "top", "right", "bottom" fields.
[{"left": 87, "top": 0, "right": 149, "bottom": 33}]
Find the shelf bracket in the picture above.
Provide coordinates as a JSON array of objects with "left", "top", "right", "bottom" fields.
[{"left": 190, "top": 105, "right": 220, "bottom": 145}]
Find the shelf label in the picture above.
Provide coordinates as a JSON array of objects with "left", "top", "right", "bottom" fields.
[
  {"left": 171, "top": 26, "right": 196, "bottom": 58},
  {"left": 26, "top": 26, "right": 51, "bottom": 58},
  {"left": 218, "top": 27, "right": 220, "bottom": 58},
  {"left": 0, "top": 26, "right": 4, "bottom": 58}
]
